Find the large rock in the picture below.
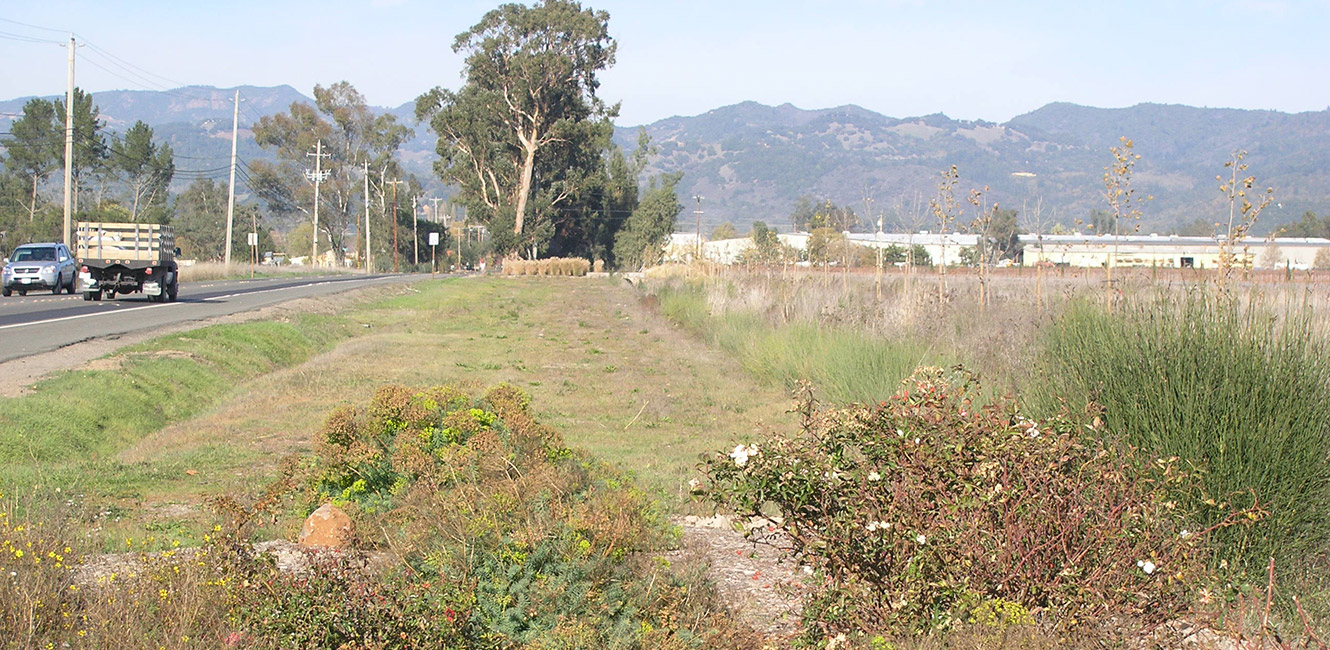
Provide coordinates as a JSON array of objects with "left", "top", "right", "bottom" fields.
[{"left": 298, "top": 503, "right": 353, "bottom": 549}]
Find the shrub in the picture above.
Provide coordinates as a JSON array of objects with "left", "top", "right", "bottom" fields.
[
  {"left": 232, "top": 550, "right": 471, "bottom": 650},
  {"left": 306, "top": 383, "right": 749, "bottom": 648},
  {"left": 1035, "top": 294, "right": 1330, "bottom": 577},
  {"left": 702, "top": 368, "right": 1243, "bottom": 644}
]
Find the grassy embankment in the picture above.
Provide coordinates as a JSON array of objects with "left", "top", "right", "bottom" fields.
[{"left": 0, "top": 276, "right": 790, "bottom": 549}]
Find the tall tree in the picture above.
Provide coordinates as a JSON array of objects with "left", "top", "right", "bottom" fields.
[
  {"left": 110, "top": 121, "right": 174, "bottom": 222},
  {"left": 416, "top": 0, "right": 617, "bottom": 254},
  {"left": 55, "top": 88, "right": 108, "bottom": 215},
  {"left": 613, "top": 172, "right": 681, "bottom": 269},
  {"left": 1, "top": 98, "right": 62, "bottom": 222}
]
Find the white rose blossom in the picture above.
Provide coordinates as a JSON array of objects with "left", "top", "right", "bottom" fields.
[{"left": 729, "top": 444, "right": 758, "bottom": 467}]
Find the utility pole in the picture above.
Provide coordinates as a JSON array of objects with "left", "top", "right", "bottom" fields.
[
  {"left": 386, "top": 179, "right": 405, "bottom": 272},
  {"left": 304, "top": 140, "right": 329, "bottom": 267},
  {"left": 250, "top": 196, "right": 259, "bottom": 277},
  {"left": 363, "top": 161, "right": 372, "bottom": 274},
  {"left": 62, "top": 35, "right": 75, "bottom": 248},
  {"left": 224, "top": 89, "right": 240, "bottom": 266},
  {"left": 412, "top": 194, "right": 419, "bottom": 266},
  {"left": 693, "top": 195, "right": 704, "bottom": 262},
  {"left": 429, "top": 197, "right": 444, "bottom": 224}
]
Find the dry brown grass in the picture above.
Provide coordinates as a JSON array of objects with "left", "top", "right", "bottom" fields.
[{"left": 177, "top": 261, "right": 354, "bottom": 283}]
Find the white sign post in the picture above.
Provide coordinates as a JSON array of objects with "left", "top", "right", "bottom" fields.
[
  {"left": 428, "top": 232, "right": 440, "bottom": 274},
  {"left": 247, "top": 232, "right": 259, "bottom": 278}
]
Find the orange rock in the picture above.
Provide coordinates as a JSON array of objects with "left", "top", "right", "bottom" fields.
[{"left": 298, "top": 503, "right": 353, "bottom": 549}]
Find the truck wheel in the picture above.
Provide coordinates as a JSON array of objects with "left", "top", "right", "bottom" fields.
[
  {"left": 94, "top": 290, "right": 104, "bottom": 301},
  {"left": 167, "top": 281, "right": 178, "bottom": 302},
  {"left": 83, "top": 291, "right": 94, "bottom": 301},
  {"left": 1, "top": 287, "right": 10, "bottom": 297},
  {"left": 17, "top": 290, "right": 26, "bottom": 296}
]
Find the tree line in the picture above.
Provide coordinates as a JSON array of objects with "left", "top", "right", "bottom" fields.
[{"left": 2, "top": 0, "right": 686, "bottom": 270}]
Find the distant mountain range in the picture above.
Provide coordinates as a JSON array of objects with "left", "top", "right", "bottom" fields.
[
  {"left": 4, "top": 85, "right": 1327, "bottom": 235},
  {"left": 614, "top": 101, "right": 1330, "bottom": 235}
]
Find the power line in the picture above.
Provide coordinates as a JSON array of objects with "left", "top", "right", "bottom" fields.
[
  {"left": 0, "top": 30, "right": 63, "bottom": 44},
  {"left": 0, "top": 17, "right": 67, "bottom": 33},
  {"left": 77, "top": 39, "right": 208, "bottom": 97}
]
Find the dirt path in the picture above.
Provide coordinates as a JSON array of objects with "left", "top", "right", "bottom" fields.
[{"left": 676, "top": 515, "right": 810, "bottom": 640}]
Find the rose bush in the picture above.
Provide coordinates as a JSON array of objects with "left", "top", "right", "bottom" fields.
[{"left": 702, "top": 367, "right": 1252, "bottom": 645}]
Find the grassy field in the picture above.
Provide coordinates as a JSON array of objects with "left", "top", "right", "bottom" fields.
[
  {"left": 5, "top": 266, "right": 1330, "bottom": 646},
  {"left": 0, "top": 276, "right": 793, "bottom": 550}
]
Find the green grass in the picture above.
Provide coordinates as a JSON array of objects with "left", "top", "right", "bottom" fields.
[
  {"left": 1032, "top": 293, "right": 1330, "bottom": 578},
  {"left": 654, "top": 281, "right": 946, "bottom": 404},
  {"left": 0, "top": 316, "right": 357, "bottom": 493}
]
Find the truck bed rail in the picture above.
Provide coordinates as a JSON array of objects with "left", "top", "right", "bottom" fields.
[{"left": 75, "top": 222, "right": 175, "bottom": 266}]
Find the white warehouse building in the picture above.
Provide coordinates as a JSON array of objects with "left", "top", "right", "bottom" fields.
[{"left": 664, "top": 231, "right": 1330, "bottom": 270}]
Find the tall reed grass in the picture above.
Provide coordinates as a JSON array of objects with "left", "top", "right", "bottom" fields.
[
  {"left": 1034, "top": 292, "right": 1330, "bottom": 577},
  {"left": 654, "top": 282, "right": 943, "bottom": 404}
]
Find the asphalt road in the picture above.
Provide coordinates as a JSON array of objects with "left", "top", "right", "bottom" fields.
[{"left": 0, "top": 273, "right": 424, "bottom": 363}]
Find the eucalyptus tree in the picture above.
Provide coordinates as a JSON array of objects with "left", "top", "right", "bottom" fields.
[
  {"left": 173, "top": 178, "right": 269, "bottom": 260},
  {"left": 416, "top": 0, "right": 618, "bottom": 256}
]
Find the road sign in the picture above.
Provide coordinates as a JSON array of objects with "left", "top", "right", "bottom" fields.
[
  {"left": 247, "top": 232, "right": 258, "bottom": 246},
  {"left": 429, "top": 232, "right": 440, "bottom": 246}
]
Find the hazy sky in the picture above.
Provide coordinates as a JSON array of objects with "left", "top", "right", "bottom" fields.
[{"left": 3, "top": 0, "right": 1329, "bottom": 125}]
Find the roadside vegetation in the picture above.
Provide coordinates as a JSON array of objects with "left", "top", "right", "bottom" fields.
[
  {"left": 176, "top": 261, "right": 357, "bottom": 283},
  {"left": 3, "top": 266, "right": 1330, "bottom": 647},
  {"left": 641, "top": 265, "right": 1330, "bottom": 646},
  {"left": 0, "top": 274, "right": 794, "bottom": 649}
]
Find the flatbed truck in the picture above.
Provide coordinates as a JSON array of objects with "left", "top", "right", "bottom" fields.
[{"left": 75, "top": 221, "right": 179, "bottom": 302}]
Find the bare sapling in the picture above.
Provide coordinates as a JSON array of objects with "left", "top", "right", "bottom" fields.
[
  {"left": 967, "top": 185, "right": 994, "bottom": 313},
  {"left": 930, "top": 165, "right": 961, "bottom": 303},
  {"left": 1026, "top": 196, "right": 1049, "bottom": 314},
  {"left": 1102, "top": 137, "right": 1151, "bottom": 313},
  {"left": 1217, "top": 150, "right": 1274, "bottom": 290}
]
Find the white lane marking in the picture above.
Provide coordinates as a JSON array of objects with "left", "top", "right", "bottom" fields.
[
  {"left": 208, "top": 277, "right": 354, "bottom": 301},
  {"left": 0, "top": 301, "right": 182, "bottom": 330}
]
